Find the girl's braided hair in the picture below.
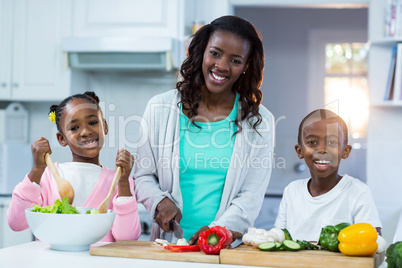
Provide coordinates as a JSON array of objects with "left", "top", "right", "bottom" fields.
[{"left": 49, "top": 91, "right": 101, "bottom": 132}]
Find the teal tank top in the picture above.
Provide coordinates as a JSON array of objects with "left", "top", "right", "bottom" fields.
[{"left": 179, "top": 94, "right": 239, "bottom": 240}]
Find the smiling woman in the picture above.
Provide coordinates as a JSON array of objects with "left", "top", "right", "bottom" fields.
[{"left": 134, "top": 15, "right": 275, "bottom": 245}]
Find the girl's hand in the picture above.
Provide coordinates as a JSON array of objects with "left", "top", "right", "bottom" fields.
[
  {"left": 29, "top": 137, "right": 52, "bottom": 183},
  {"left": 155, "top": 197, "right": 182, "bottom": 233},
  {"left": 115, "top": 148, "right": 134, "bottom": 197}
]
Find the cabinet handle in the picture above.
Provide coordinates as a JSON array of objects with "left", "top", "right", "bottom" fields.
[
  {"left": 13, "top": 83, "right": 18, "bottom": 88},
  {"left": 1, "top": 82, "right": 6, "bottom": 87}
]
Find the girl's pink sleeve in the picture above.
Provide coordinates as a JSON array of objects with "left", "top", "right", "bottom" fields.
[
  {"left": 109, "top": 176, "right": 141, "bottom": 241},
  {"left": 7, "top": 175, "right": 43, "bottom": 231},
  {"left": 7, "top": 167, "right": 59, "bottom": 232}
]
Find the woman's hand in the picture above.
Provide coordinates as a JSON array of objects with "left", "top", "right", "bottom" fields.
[
  {"left": 230, "top": 230, "right": 243, "bottom": 242},
  {"left": 155, "top": 197, "right": 182, "bottom": 233},
  {"left": 29, "top": 137, "right": 51, "bottom": 183},
  {"left": 188, "top": 225, "right": 209, "bottom": 245},
  {"left": 189, "top": 227, "right": 242, "bottom": 245},
  {"left": 115, "top": 148, "right": 134, "bottom": 197}
]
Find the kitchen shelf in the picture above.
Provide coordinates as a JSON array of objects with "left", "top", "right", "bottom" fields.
[
  {"left": 370, "top": 101, "right": 402, "bottom": 108},
  {"left": 370, "top": 38, "right": 402, "bottom": 45},
  {"left": 366, "top": 2, "right": 402, "bottom": 247}
]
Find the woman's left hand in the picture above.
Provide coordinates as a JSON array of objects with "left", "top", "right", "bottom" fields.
[
  {"left": 189, "top": 226, "right": 243, "bottom": 245},
  {"left": 230, "top": 230, "right": 243, "bottom": 242},
  {"left": 115, "top": 148, "right": 134, "bottom": 197},
  {"left": 188, "top": 226, "right": 209, "bottom": 245}
]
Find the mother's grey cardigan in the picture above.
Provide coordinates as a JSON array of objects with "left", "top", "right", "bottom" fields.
[{"left": 134, "top": 90, "right": 275, "bottom": 241}]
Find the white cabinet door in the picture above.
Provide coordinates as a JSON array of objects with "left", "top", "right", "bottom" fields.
[
  {"left": 0, "top": 0, "right": 12, "bottom": 99},
  {"left": 10, "top": 0, "right": 71, "bottom": 101},
  {"left": 72, "top": 0, "right": 179, "bottom": 38},
  {"left": 0, "top": 0, "right": 71, "bottom": 101}
]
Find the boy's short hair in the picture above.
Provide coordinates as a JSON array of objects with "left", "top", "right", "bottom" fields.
[{"left": 297, "top": 109, "right": 348, "bottom": 145}]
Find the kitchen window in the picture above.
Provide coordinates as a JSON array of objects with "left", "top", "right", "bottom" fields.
[
  {"left": 324, "top": 42, "right": 369, "bottom": 139},
  {"left": 308, "top": 29, "right": 368, "bottom": 181}
]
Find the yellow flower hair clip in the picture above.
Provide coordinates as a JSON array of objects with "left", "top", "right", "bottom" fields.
[{"left": 48, "top": 111, "right": 56, "bottom": 124}]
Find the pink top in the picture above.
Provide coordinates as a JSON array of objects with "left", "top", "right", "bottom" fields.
[{"left": 7, "top": 163, "right": 141, "bottom": 242}]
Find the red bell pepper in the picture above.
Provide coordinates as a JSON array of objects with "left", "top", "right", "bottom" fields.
[
  {"left": 164, "top": 245, "right": 201, "bottom": 252},
  {"left": 198, "top": 226, "right": 233, "bottom": 255}
]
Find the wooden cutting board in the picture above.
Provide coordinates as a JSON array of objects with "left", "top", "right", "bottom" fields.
[
  {"left": 219, "top": 245, "right": 385, "bottom": 268},
  {"left": 89, "top": 240, "right": 219, "bottom": 264}
]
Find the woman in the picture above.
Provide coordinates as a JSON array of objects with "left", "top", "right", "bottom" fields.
[{"left": 134, "top": 15, "right": 275, "bottom": 244}]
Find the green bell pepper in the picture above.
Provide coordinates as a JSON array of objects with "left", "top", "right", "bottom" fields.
[
  {"left": 334, "top": 222, "right": 351, "bottom": 233},
  {"left": 318, "top": 222, "right": 350, "bottom": 252}
]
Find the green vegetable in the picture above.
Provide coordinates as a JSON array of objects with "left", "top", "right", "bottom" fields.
[
  {"left": 282, "top": 240, "right": 301, "bottom": 251},
  {"left": 257, "top": 240, "right": 301, "bottom": 252},
  {"left": 258, "top": 242, "right": 276, "bottom": 251},
  {"left": 318, "top": 223, "right": 350, "bottom": 252},
  {"left": 386, "top": 241, "right": 402, "bottom": 268},
  {"left": 282, "top": 228, "right": 293, "bottom": 240},
  {"left": 334, "top": 222, "right": 351, "bottom": 233},
  {"left": 274, "top": 242, "right": 282, "bottom": 250},
  {"left": 32, "top": 198, "right": 79, "bottom": 214},
  {"left": 296, "top": 240, "right": 319, "bottom": 250},
  {"left": 86, "top": 208, "right": 100, "bottom": 214}
]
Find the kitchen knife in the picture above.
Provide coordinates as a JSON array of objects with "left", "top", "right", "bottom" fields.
[
  {"left": 169, "top": 219, "right": 184, "bottom": 239},
  {"left": 228, "top": 236, "right": 243, "bottom": 249},
  {"left": 154, "top": 210, "right": 183, "bottom": 238}
]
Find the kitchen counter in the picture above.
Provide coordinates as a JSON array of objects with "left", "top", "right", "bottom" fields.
[{"left": 0, "top": 241, "right": 260, "bottom": 268}]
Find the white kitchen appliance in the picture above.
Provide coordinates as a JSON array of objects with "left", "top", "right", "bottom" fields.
[
  {"left": 62, "top": 36, "right": 182, "bottom": 71},
  {"left": 0, "top": 144, "right": 32, "bottom": 195},
  {"left": 0, "top": 103, "right": 28, "bottom": 144}
]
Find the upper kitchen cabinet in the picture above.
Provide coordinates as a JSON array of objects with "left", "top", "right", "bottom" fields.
[
  {"left": 180, "top": 0, "right": 232, "bottom": 37},
  {"left": 71, "top": 0, "right": 232, "bottom": 38},
  {"left": 0, "top": 0, "right": 71, "bottom": 101},
  {"left": 71, "top": 0, "right": 180, "bottom": 38},
  {"left": 68, "top": 0, "right": 232, "bottom": 70}
]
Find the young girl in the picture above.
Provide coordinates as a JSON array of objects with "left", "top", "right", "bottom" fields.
[{"left": 7, "top": 91, "right": 141, "bottom": 242}]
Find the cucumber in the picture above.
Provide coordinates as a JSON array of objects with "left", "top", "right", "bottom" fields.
[
  {"left": 282, "top": 239, "right": 301, "bottom": 251},
  {"left": 297, "top": 240, "right": 319, "bottom": 250},
  {"left": 258, "top": 242, "right": 277, "bottom": 251},
  {"left": 274, "top": 242, "right": 282, "bottom": 249},
  {"left": 282, "top": 228, "right": 293, "bottom": 240}
]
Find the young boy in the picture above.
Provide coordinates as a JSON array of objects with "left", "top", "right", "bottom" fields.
[{"left": 274, "top": 109, "right": 382, "bottom": 242}]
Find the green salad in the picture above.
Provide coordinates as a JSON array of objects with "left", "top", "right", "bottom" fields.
[{"left": 31, "top": 197, "right": 99, "bottom": 214}]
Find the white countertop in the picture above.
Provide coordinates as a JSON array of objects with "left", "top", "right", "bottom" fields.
[{"left": 0, "top": 241, "right": 260, "bottom": 268}]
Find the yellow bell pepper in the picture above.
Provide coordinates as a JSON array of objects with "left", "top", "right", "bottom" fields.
[{"left": 338, "top": 223, "right": 378, "bottom": 256}]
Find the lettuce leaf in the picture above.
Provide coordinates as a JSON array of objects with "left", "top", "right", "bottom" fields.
[{"left": 32, "top": 197, "right": 79, "bottom": 214}]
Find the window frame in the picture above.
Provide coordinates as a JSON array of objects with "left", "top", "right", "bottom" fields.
[{"left": 307, "top": 29, "right": 367, "bottom": 111}]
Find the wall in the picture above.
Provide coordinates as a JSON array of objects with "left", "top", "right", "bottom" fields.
[{"left": 235, "top": 7, "right": 368, "bottom": 194}]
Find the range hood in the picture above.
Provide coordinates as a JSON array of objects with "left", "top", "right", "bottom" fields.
[{"left": 62, "top": 36, "right": 178, "bottom": 71}]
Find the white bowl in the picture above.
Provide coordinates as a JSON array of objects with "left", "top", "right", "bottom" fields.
[{"left": 25, "top": 207, "right": 115, "bottom": 251}]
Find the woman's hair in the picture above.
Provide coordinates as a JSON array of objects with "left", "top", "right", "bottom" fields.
[
  {"left": 176, "top": 15, "right": 265, "bottom": 133},
  {"left": 49, "top": 91, "right": 101, "bottom": 132}
]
